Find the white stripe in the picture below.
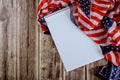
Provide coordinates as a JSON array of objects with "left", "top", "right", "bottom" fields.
[
  {"left": 73, "top": 13, "right": 78, "bottom": 16},
  {"left": 90, "top": 18, "right": 99, "bottom": 26},
  {"left": 93, "top": 0, "right": 110, "bottom": 8},
  {"left": 42, "top": 9, "right": 48, "bottom": 13},
  {"left": 91, "top": 12, "right": 103, "bottom": 20},
  {"left": 41, "top": 2, "right": 48, "bottom": 9},
  {"left": 99, "top": 37, "right": 113, "bottom": 46},
  {"left": 78, "top": 7, "right": 89, "bottom": 19},
  {"left": 108, "top": 12, "right": 115, "bottom": 18},
  {"left": 38, "top": 0, "right": 43, "bottom": 6},
  {"left": 78, "top": 7, "right": 99, "bottom": 28},
  {"left": 77, "top": 8, "right": 93, "bottom": 29},
  {"left": 97, "top": 36, "right": 113, "bottom": 45},
  {"left": 100, "top": 0, "right": 110, "bottom": 2},
  {"left": 113, "top": 31, "right": 120, "bottom": 40},
  {"left": 116, "top": 8, "right": 120, "bottom": 14},
  {"left": 61, "top": 1, "right": 68, "bottom": 6},
  {"left": 110, "top": 51, "right": 118, "bottom": 65},
  {"left": 99, "top": 42, "right": 110, "bottom": 46},
  {"left": 37, "top": 2, "right": 48, "bottom": 17},
  {"left": 89, "top": 34, "right": 107, "bottom": 41},
  {"left": 51, "top": 0, "right": 60, "bottom": 4},
  {"left": 92, "top": 3, "right": 108, "bottom": 13},
  {"left": 78, "top": 18, "right": 92, "bottom": 29},
  {"left": 108, "top": 22, "right": 116, "bottom": 33},
  {"left": 105, "top": 37, "right": 113, "bottom": 45},
  {"left": 108, "top": 6, "right": 120, "bottom": 18},
  {"left": 116, "top": 41, "right": 120, "bottom": 46},
  {"left": 92, "top": 35, "right": 112, "bottom": 46},
  {"left": 84, "top": 29, "right": 104, "bottom": 34}
]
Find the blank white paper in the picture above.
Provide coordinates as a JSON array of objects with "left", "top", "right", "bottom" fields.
[{"left": 44, "top": 8, "right": 104, "bottom": 72}]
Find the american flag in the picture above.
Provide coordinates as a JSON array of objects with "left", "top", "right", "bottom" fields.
[
  {"left": 38, "top": 0, "right": 120, "bottom": 67},
  {"left": 108, "top": 64, "right": 120, "bottom": 80}
]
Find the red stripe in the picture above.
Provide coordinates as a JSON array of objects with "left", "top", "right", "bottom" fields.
[
  {"left": 40, "top": 24, "right": 48, "bottom": 32},
  {"left": 113, "top": 2, "right": 120, "bottom": 12},
  {"left": 38, "top": 2, "right": 44, "bottom": 12},
  {"left": 116, "top": 17, "right": 120, "bottom": 23},
  {"left": 91, "top": 16, "right": 101, "bottom": 24},
  {"left": 38, "top": 0, "right": 48, "bottom": 12},
  {"left": 94, "top": 26, "right": 105, "bottom": 30},
  {"left": 86, "top": 30, "right": 107, "bottom": 37},
  {"left": 92, "top": 35, "right": 109, "bottom": 44},
  {"left": 76, "top": 18, "right": 108, "bottom": 44},
  {"left": 109, "top": 26, "right": 119, "bottom": 36},
  {"left": 77, "top": 22, "right": 89, "bottom": 31},
  {"left": 62, "top": 0, "right": 70, "bottom": 4},
  {"left": 113, "top": 51, "right": 120, "bottom": 66},
  {"left": 92, "top": 7, "right": 106, "bottom": 16},
  {"left": 104, "top": 52, "right": 112, "bottom": 63},
  {"left": 92, "top": 4, "right": 109, "bottom": 11},
  {"left": 38, "top": 0, "right": 120, "bottom": 66},
  {"left": 78, "top": 12, "right": 95, "bottom": 29},
  {"left": 95, "top": 0, "right": 112, "bottom": 5},
  {"left": 114, "top": 36, "right": 120, "bottom": 43},
  {"left": 41, "top": 12, "right": 47, "bottom": 15}
]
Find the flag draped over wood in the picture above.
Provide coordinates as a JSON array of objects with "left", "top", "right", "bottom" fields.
[{"left": 37, "top": 0, "right": 120, "bottom": 79}]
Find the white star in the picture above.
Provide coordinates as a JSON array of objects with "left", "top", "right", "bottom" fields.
[
  {"left": 106, "top": 20, "right": 108, "bottom": 22},
  {"left": 107, "top": 23, "right": 109, "bottom": 25},
  {"left": 116, "top": 48, "right": 119, "bottom": 50},
  {"left": 106, "top": 46, "right": 109, "bottom": 48},
  {"left": 111, "top": 47, "right": 114, "bottom": 49}
]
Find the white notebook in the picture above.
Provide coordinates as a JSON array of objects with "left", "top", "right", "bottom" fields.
[{"left": 44, "top": 7, "right": 104, "bottom": 72}]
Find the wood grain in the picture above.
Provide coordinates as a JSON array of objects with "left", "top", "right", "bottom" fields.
[
  {"left": 0, "top": 0, "right": 109, "bottom": 80},
  {"left": 0, "top": 0, "right": 17, "bottom": 80},
  {"left": 86, "top": 59, "right": 108, "bottom": 80},
  {"left": 16, "top": 0, "right": 38, "bottom": 80}
]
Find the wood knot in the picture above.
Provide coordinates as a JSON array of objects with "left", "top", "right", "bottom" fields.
[{"left": 0, "top": 6, "right": 9, "bottom": 22}]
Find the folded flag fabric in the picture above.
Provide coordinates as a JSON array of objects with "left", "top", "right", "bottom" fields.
[
  {"left": 95, "top": 62, "right": 120, "bottom": 80},
  {"left": 78, "top": 0, "right": 91, "bottom": 18},
  {"left": 37, "top": 0, "right": 120, "bottom": 79}
]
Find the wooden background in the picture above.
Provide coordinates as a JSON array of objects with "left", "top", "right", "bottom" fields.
[{"left": 0, "top": 0, "right": 108, "bottom": 80}]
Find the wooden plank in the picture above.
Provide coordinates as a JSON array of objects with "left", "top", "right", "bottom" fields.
[
  {"left": 27, "top": 0, "right": 38, "bottom": 80},
  {"left": 0, "top": 7, "right": 8, "bottom": 80},
  {"left": 0, "top": 0, "right": 17, "bottom": 80},
  {"left": 16, "top": 0, "right": 38, "bottom": 80},
  {"left": 16, "top": 0, "right": 28, "bottom": 79},
  {"left": 86, "top": 59, "right": 108, "bottom": 80},
  {"left": 0, "top": 0, "right": 112, "bottom": 80},
  {"left": 40, "top": 34, "right": 59, "bottom": 80},
  {"left": 66, "top": 67, "right": 85, "bottom": 80}
]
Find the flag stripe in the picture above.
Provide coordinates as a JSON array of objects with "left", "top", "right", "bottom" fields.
[
  {"left": 113, "top": 51, "right": 120, "bottom": 66},
  {"left": 38, "top": 0, "right": 120, "bottom": 66}
]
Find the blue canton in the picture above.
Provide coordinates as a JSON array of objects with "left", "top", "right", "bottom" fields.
[
  {"left": 78, "top": 0, "right": 91, "bottom": 18},
  {"left": 101, "top": 46, "right": 120, "bottom": 55},
  {"left": 102, "top": 16, "right": 114, "bottom": 30},
  {"left": 108, "top": 64, "right": 120, "bottom": 80},
  {"left": 95, "top": 63, "right": 120, "bottom": 80}
]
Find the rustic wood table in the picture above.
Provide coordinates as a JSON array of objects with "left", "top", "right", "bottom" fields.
[{"left": 0, "top": 0, "right": 108, "bottom": 80}]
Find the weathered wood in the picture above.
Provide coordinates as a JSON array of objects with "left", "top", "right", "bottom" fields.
[
  {"left": 16, "top": 0, "right": 38, "bottom": 80},
  {"left": 0, "top": 0, "right": 110, "bottom": 80},
  {"left": 0, "top": 0, "right": 17, "bottom": 80},
  {"left": 16, "top": 1, "right": 29, "bottom": 80},
  {"left": 86, "top": 59, "right": 108, "bottom": 80},
  {"left": 27, "top": 0, "right": 38, "bottom": 80}
]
